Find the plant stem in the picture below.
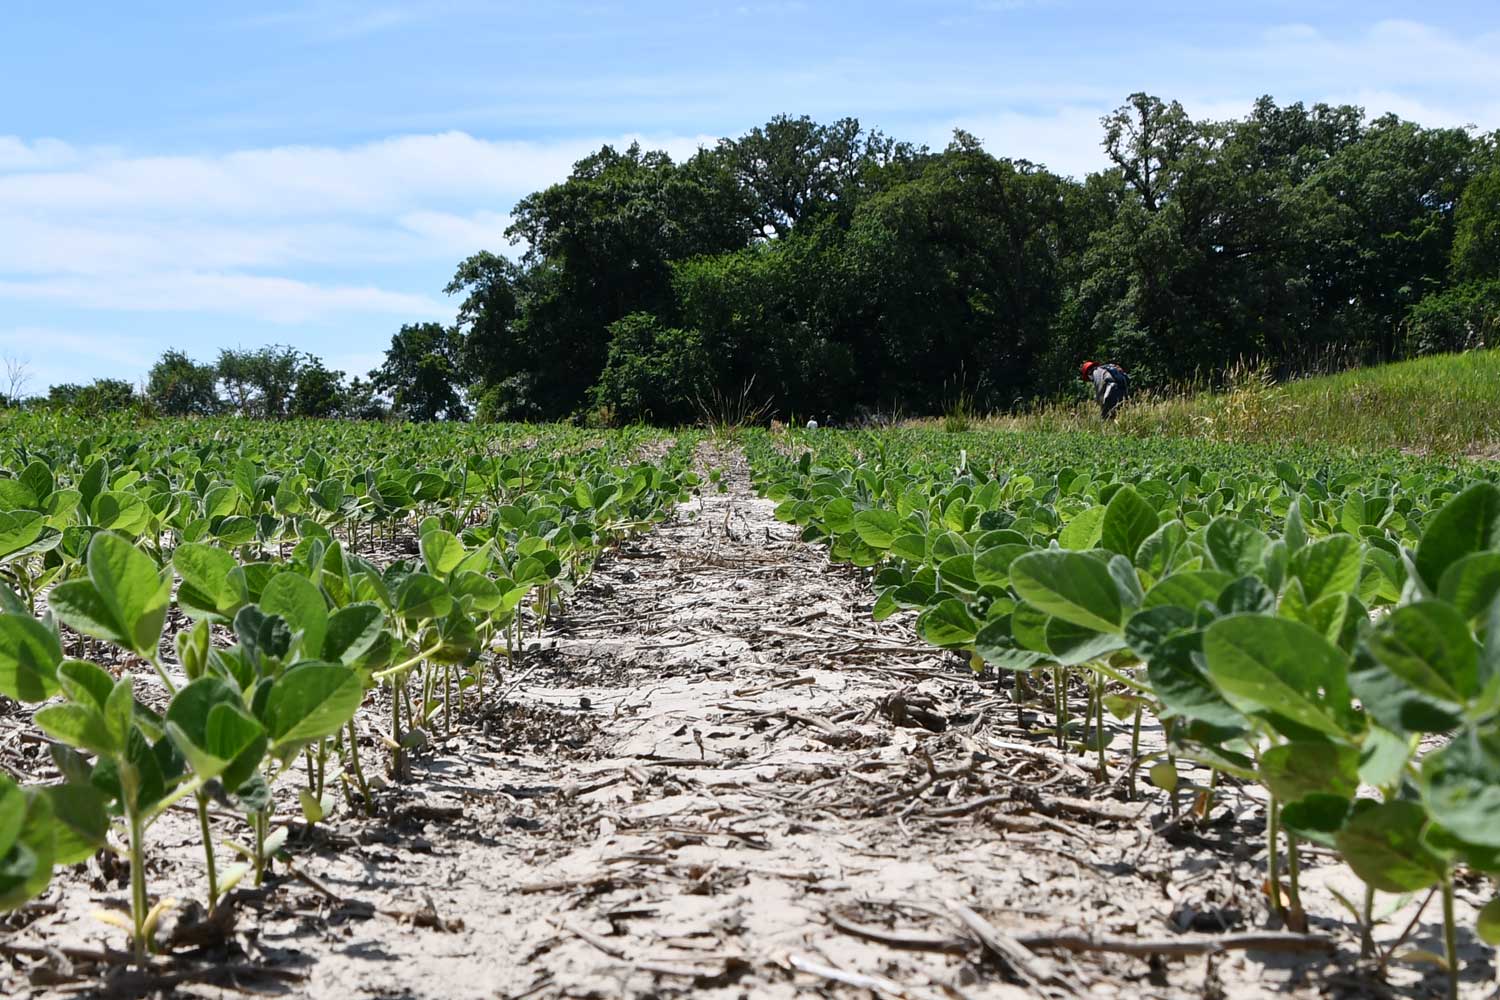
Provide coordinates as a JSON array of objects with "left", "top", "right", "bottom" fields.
[
  {"left": 1286, "top": 834, "right": 1303, "bottom": 919},
  {"left": 1441, "top": 871, "right": 1458, "bottom": 1000},
  {"left": 1360, "top": 883, "right": 1375, "bottom": 958},
  {"left": 252, "top": 811, "right": 267, "bottom": 886},
  {"left": 1093, "top": 674, "right": 1109, "bottom": 781},
  {"left": 195, "top": 792, "right": 219, "bottom": 909},
  {"left": 1267, "top": 796, "right": 1284, "bottom": 920},
  {"left": 1128, "top": 702, "right": 1143, "bottom": 800},
  {"left": 1053, "top": 665, "right": 1067, "bottom": 750},
  {"left": 128, "top": 806, "right": 149, "bottom": 966},
  {"left": 390, "top": 680, "right": 406, "bottom": 779},
  {"left": 345, "top": 719, "right": 374, "bottom": 814}
]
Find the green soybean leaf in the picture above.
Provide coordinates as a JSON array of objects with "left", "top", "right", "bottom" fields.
[
  {"left": 0, "top": 781, "right": 53, "bottom": 911},
  {"left": 1136, "top": 519, "right": 1188, "bottom": 577},
  {"left": 1058, "top": 506, "right": 1105, "bottom": 551},
  {"left": 1421, "top": 726, "right": 1500, "bottom": 849},
  {"left": 1260, "top": 742, "right": 1359, "bottom": 803},
  {"left": 1415, "top": 482, "right": 1500, "bottom": 591},
  {"left": 1366, "top": 602, "right": 1479, "bottom": 702},
  {"left": 103, "top": 677, "right": 134, "bottom": 750},
  {"left": 1359, "top": 725, "right": 1413, "bottom": 789},
  {"left": 0, "top": 615, "right": 62, "bottom": 702},
  {"left": 1353, "top": 602, "right": 1479, "bottom": 735},
  {"left": 1124, "top": 606, "right": 1194, "bottom": 659},
  {"left": 34, "top": 704, "right": 118, "bottom": 756},
  {"left": 918, "top": 599, "right": 978, "bottom": 648},
  {"left": 0, "top": 780, "right": 21, "bottom": 858},
  {"left": 56, "top": 660, "right": 115, "bottom": 712},
  {"left": 1334, "top": 800, "right": 1446, "bottom": 893},
  {"left": 1479, "top": 898, "right": 1500, "bottom": 946},
  {"left": 39, "top": 784, "right": 109, "bottom": 865},
  {"left": 890, "top": 534, "right": 927, "bottom": 564},
  {"left": 419, "top": 530, "right": 465, "bottom": 577},
  {"left": 1101, "top": 486, "right": 1158, "bottom": 560},
  {"left": 1280, "top": 793, "right": 1350, "bottom": 848},
  {"left": 261, "top": 572, "right": 330, "bottom": 660},
  {"left": 1438, "top": 552, "right": 1500, "bottom": 622},
  {"left": 1142, "top": 570, "right": 1234, "bottom": 612},
  {"left": 323, "top": 603, "right": 386, "bottom": 665},
  {"left": 973, "top": 543, "right": 1028, "bottom": 588},
  {"left": 1201, "top": 614, "right": 1355, "bottom": 740},
  {"left": 1145, "top": 634, "right": 1248, "bottom": 729},
  {"left": 1204, "top": 518, "right": 1269, "bottom": 578},
  {"left": 63, "top": 532, "right": 172, "bottom": 657},
  {"left": 262, "top": 663, "right": 364, "bottom": 748},
  {"left": 1010, "top": 550, "right": 1126, "bottom": 634},
  {"left": 46, "top": 580, "right": 130, "bottom": 650},
  {"left": 851, "top": 510, "right": 901, "bottom": 550},
  {"left": 1289, "top": 534, "right": 1363, "bottom": 605},
  {"left": 1045, "top": 618, "right": 1126, "bottom": 666},
  {"left": 173, "top": 543, "right": 245, "bottom": 621},
  {"left": 393, "top": 573, "right": 452, "bottom": 622}
]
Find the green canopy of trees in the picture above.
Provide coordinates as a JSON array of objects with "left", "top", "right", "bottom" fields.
[{"left": 386, "top": 96, "right": 1496, "bottom": 423}]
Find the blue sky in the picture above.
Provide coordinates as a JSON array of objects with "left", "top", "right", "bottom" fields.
[{"left": 2, "top": 1, "right": 1497, "bottom": 392}]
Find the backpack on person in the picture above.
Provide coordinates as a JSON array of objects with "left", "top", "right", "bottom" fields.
[{"left": 1100, "top": 363, "right": 1130, "bottom": 392}]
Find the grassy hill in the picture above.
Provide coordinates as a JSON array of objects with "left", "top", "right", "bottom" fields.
[{"left": 956, "top": 351, "right": 1500, "bottom": 457}]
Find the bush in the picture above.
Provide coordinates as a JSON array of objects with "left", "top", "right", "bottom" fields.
[
  {"left": 591, "top": 313, "right": 711, "bottom": 424},
  {"left": 1407, "top": 280, "right": 1500, "bottom": 356}
]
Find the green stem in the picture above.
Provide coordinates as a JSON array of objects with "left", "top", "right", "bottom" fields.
[
  {"left": 1361, "top": 883, "right": 1375, "bottom": 958},
  {"left": 1268, "top": 796, "right": 1284, "bottom": 919},
  {"left": 371, "top": 643, "right": 445, "bottom": 681},
  {"left": 147, "top": 654, "right": 179, "bottom": 697},
  {"left": 1093, "top": 674, "right": 1108, "bottom": 782},
  {"left": 390, "top": 679, "right": 406, "bottom": 780},
  {"left": 1129, "top": 702, "right": 1143, "bottom": 800},
  {"left": 345, "top": 719, "right": 374, "bottom": 815},
  {"left": 1286, "top": 834, "right": 1303, "bottom": 919},
  {"left": 1053, "top": 665, "right": 1066, "bottom": 750},
  {"left": 195, "top": 792, "right": 219, "bottom": 910},
  {"left": 128, "top": 806, "right": 149, "bottom": 966},
  {"left": 252, "top": 811, "right": 267, "bottom": 887},
  {"left": 1442, "top": 871, "right": 1458, "bottom": 1000}
]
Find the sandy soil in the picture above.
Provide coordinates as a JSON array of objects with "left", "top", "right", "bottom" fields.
[{"left": 2, "top": 444, "right": 1497, "bottom": 999}]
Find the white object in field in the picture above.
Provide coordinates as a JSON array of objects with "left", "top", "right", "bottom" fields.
[{"left": 806, "top": 419, "right": 818, "bottom": 430}]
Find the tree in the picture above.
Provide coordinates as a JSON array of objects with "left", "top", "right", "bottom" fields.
[
  {"left": 289, "top": 355, "right": 346, "bottom": 418},
  {"left": 217, "top": 345, "right": 302, "bottom": 418},
  {"left": 147, "top": 349, "right": 221, "bottom": 416},
  {"left": 1452, "top": 167, "right": 1500, "bottom": 283},
  {"left": 717, "top": 115, "right": 918, "bottom": 238},
  {"left": 446, "top": 251, "right": 523, "bottom": 389},
  {"left": 494, "top": 142, "right": 752, "bottom": 416},
  {"left": 371, "top": 323, "right": 468, "bottom": 421},
  {"left": 2, "top": 355, "right": 30, "bottom": 402},
  {"left": 48, "top": 378, "right": 136, "bottom": 413},
  {"left": 341, "top": 377, "right": 389, "bottom": 421}
]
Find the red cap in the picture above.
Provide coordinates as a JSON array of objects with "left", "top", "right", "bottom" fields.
[{"left": 1080, "top": 361, "right": 1096, "bottom": 380}]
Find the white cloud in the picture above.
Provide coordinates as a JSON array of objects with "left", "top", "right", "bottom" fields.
[
  {"left": 0, "top": 273, "right": 446, "bottom": 324},
  {"left": 0, "top": 130, "right": 711, "bottom": 324}
]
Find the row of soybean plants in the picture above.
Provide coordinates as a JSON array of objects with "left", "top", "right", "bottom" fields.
[
  {"left": 747, "top": 426, "right": 1500, "bottom": 997},
  {"left": 0, "top": 413, "right": 701, "bottom": 964}
]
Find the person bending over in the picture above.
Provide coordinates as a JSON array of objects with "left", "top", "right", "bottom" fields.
[{"left": 1079, "top": 361, "right": 1129, "bottom": 420}]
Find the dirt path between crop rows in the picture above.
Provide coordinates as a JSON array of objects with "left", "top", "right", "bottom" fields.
[{"left": 4, "top": 443, "right": 1497, "bottom": 999}]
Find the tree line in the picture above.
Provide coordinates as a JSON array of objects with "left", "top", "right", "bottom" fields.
[
  {"left": 432, "top": 93, "right": 1500, "bottom": 423},
  {"left": 8, "top": 93, "right": 1498, "bottom": 424}
]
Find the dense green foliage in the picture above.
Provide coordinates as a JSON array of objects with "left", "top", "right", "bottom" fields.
[
  {"left": 748, "top": 426, "right": 1500, "bottom": 992},
  {"left": 421, "top": 97, "right": 1497, "bottom": 423},
  {"left": 0, "top": 411, "right": 698, "bottom": 963}
]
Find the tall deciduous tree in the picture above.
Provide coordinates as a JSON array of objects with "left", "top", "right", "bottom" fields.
[{"left": 371, "top": 323, "right": 468, "bottom": 421}]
